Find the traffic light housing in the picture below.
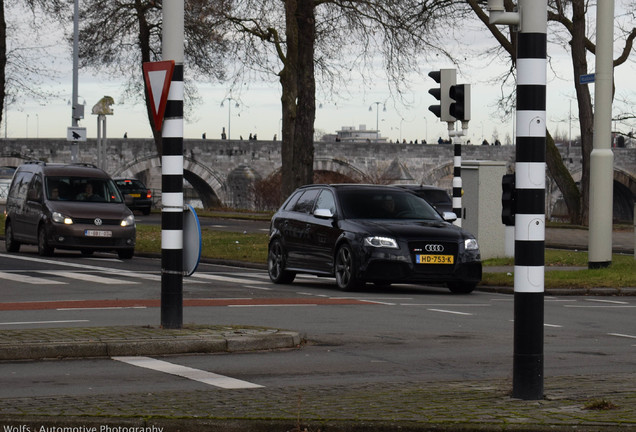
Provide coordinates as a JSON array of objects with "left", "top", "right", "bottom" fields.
[
  {"left": 428, "top": 69, "right": 456, "bottom": 122},
  {"left": 450, "top": 84, "right": 471, "bottom": 122},
  {"left": 501, "top": 173, "right": 516, "bottom": 226}
]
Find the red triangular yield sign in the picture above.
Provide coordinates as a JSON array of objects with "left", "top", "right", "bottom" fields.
[{"left": 143, "top": 60, "right": 175, "bottom": 131}]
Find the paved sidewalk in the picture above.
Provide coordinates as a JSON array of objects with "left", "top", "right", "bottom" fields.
[{"left": 1, "top": 372, "right": 634, "bottom": 431}]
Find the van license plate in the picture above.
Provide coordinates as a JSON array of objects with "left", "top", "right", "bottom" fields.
[
  {"left": 85, "top": 230, "right": 112, "bottom": 237},
  {"left": 416, "top": 254, "right": 454, "bottom": 264}
]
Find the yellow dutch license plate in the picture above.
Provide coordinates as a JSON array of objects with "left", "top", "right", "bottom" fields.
[
  {"left": 130, "top": 193, "right": 141, "bottom": 198},
  {"left": 416, "top": 254, "right": 454, "bottom": 264}
]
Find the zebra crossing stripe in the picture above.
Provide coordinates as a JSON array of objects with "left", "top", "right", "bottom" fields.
[
  {"left": 113, "top": 356, "right": 263, "bottom": 389},
  {"left": 35, "top": 270, "right": 139, "bottom": 285},
  {"left": 0, "top": 271, "right": 66, "bottom": 285},
  {"left": 191, "top": 273, "right": 266, "bottom": 284}
]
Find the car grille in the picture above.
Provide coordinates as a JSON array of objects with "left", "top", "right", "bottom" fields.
[
  {"left": 74, "top": 218, "right": 122, "bottom": 226},
  {"left": 409, "top": 241, "right": 459, "bottom": 275}
]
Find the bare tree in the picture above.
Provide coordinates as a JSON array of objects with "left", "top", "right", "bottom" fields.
[
  {"left": 76, "top": 0, "right": 226, "bottom": 152},
  {"left": 219, "top": 0, "right": 459, "bottom": 200},
  {"left": 0, "top": 0, "right": 66, "bottom": 131},
  {"left": 464, "top": 0, "right": 636, "bottom": 225}
]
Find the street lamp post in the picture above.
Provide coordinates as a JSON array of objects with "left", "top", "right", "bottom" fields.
[
  {"left": 369, "top": 102, "right": 386, "bottom": 142},
  {"left": 221, "top": 97, "right": 239, "bottom": 140}
]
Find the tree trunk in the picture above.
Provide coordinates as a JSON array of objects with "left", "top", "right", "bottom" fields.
[
  {"left": 293, "top": 0, "right": 315, "bottom": 189},
  {"left": 0, "top": 0, "right": 6, "bottom": 129},
  {"left": 570, "top": 0, "right": 593, "bottom": 225},
  {"left": 546, "top": 130, "right": 582, "bottom": 224},
  {"left": 279, "top": 0, "right": 300, "bottom": 201}
]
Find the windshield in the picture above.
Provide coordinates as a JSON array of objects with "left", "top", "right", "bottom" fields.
[
  {"left": 339, "top": 189, "right": 442, "bottom": 221},
  {"left": 45, "top": 176, "right": 124, "bottom": 203}
]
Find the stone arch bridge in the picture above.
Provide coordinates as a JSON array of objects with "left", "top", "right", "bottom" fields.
[{"left": 1, "top": 138, "right": 634, "bottom": 221}]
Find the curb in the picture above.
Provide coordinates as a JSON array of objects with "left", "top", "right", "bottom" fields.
[{"left": 0, "top": 327, "right": 302, "bottom": 361}]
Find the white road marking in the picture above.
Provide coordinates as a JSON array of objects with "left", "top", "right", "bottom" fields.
[
  {"left": 608, "top": 333, "right": 636, "bottom": 339},
  {"left": 56, "top": 306, "right": 147, "bottom": 311},
  {"left": 401, "top": 303, "right": 490, "bottom": 307},
  {"left": 0, "top": 271, "right": 66, "bottom": 285},
  {"left": 0, "top": 320, "right": 90, "bottom": 325},
  {"left": 36, "top": 270, "right": 139, "bottom": 285},
  {"left": 244, "top": 285, "right": 272, "bottom": 290},
  {"left": 112, "top": 356, "right": 263, "bottom": 389},
  {"left": 228, "top": 304, "right": 317, "bottom": 308},
  {"left": 586, "top": 299, "right": 630, "bottom": 305},
  {"left": 565, "top": 305, "right": 635, "bottom": 308},
  {"left": 190, "top": 273, "right": 267, "bottom": 284},
  {"left": 428, "top": 309, "right": 473, "bottom": 316}
]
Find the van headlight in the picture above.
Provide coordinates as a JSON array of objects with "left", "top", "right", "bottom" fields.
[
  {"left": 52, "top": 211, "right": 73, "bottom": 225},
  {"left": 464, "top": 238, "right": 479, "bottom": 251},
  {"left": 121, "top": 214, "right": 135, "bottom": 227},
  {"left": 364, "top": 236, "right": 399, "bottom": 249}
]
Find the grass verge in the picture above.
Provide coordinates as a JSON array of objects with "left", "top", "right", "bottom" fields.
[{"left": 1, "top": 215, "right": 634, "bottom": 289}]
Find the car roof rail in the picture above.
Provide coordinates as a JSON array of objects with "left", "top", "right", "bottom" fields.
[
  {"left": 24, "top": 160, "right": 46, "bottom": 166},
  {"left": 70, "top": 163, "right": 99, "bottom": 168}
]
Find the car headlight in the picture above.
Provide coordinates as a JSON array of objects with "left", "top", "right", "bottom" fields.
[
  {"left": 52, "top": 211, "right": 73, "bottom": 225},
  {"left": 121, "top": 214, "right": 135, "bottom": 227},
  {"left": 464, "top": 238, "right": 479, "bottom": 251},
  {"left": 364, "top": 236, "right": 399, "bottom": 249}
]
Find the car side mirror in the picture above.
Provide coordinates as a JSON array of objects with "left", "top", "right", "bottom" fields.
[
  {"left": 27, "top": 189, "right": 40, "bottom": 202},
  {"left": 314, "top": 208, "right": 334, "bottom": 219},
  {"left": 442, "top": 211, "right": 457, "bottom": 222}
]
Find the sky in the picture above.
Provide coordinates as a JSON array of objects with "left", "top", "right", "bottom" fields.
[{"left": 5, "top": 4, "right": 636, "bottom": 146}]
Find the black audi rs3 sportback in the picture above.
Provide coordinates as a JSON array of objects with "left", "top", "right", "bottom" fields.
[{"left": 268, "top": 184, "right": 482, "bottom": 293}]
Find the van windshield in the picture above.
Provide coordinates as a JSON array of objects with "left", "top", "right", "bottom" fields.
[{"left": 46, "top": 177, "right": 124, "bottom": 203}]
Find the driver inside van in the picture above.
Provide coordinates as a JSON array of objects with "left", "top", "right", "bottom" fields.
[{"left": 76, "top": 183, "right": 99, "bottom": 201}]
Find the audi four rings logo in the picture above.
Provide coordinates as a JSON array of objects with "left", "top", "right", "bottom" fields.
[
  {"left": 94, "top": 218, "right": 103, "bottom": 226},
  {"left": 424, "top": 244, "right": 444, "bottom": 252}
]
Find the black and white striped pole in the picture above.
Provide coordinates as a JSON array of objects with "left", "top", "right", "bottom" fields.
[
  {"left": 513, "top": 0, "right": 547, "bottom": 400},
  {"left": 488, "top": 0, "right": 546, "bottom": 400},
  {"left": 161, "top": 0, "right": 184, "bottom": 329},
  {"left": 449, "top": 84, "right": 471, "bottom": 227},
  {"left": 451, "top": 125, "right": 462, "bottom": 226}
]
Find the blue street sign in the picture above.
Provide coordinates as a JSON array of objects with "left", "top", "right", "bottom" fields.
[{"left": 579, "top": 73, "right": 595, "bottom": 84}]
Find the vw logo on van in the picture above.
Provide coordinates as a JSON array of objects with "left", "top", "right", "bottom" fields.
[
  {"left": 424, "top": 244, "right": 444, "bottom": 252},
  {"left": 94, "top": 218, "right": 103, "bottom": 226}
]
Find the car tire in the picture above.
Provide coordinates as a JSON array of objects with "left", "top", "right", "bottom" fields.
[
  {"left": 447, "top": 282, "right": 476, "bottom": 294},
  {"left": 118, "top": 249, "right": 135, "bottom": 260},
  {"left": 268, "top": 239, "right": 295, "bottom": 284},
  {"left": 335, "top": 244, "right": 363, "bottom": 291},
  {"left": 38, "top": 225, "right": 54, "bottom": 257},
  {"left": 142, "top": 207, "right": 151, "bottom": 216},
  {"left": 5, "top": 221, "right": 20, "bottom": 253}
]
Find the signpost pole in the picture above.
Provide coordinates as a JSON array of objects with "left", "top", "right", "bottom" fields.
[
  {"left": 160, "top": 0, "right": 185, "bottom": 329},
  {"left": 588, "top": 0, "right": 614, "bottom": 269},
  {"left": 71, "top": 0, "right": 80, "bottom": 162},
  {"left": 512, "top": 0, "right": 547, "bottom": 400}
]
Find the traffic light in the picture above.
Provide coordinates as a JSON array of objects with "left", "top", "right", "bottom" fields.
[
  {"left": 428, "top": 69, "right": 456, "bottom": 122},
  {"left": 449, "top": 84, "right": 471, "bottom": 122},
  {"left": 501, "top": 173, "right": 516, "bottom": 226}
]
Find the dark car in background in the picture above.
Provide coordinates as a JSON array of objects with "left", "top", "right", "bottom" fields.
[
  {"left": 267, "top": 184, "right": 481, "bottom": 293},
  {"left": 394, "top": 184, "right": 453, "bottom": 214},
  {"left": 114, "top": 178, "right": 152, "bottom": 215}
]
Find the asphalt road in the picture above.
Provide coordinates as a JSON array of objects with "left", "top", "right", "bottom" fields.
[{"left": 1, "top": 247, "right": 635, "bottom": 399}]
